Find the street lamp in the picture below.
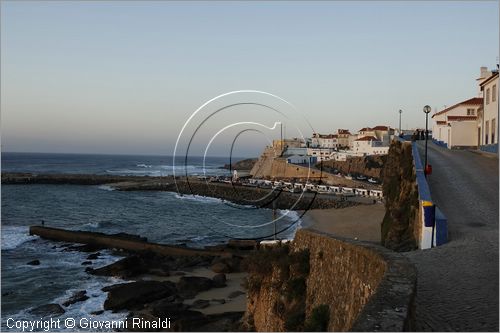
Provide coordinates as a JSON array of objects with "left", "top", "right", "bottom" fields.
[
  {"left": 423, "top": 105, "right": 431, "bottom": 175},
  {"left": 399, "top": 109, "right": 403, "bottom": 136}
]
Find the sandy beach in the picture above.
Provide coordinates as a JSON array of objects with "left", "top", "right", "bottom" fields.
[{"left": 301, "top": 203, "right": 385, "bottom": 243}]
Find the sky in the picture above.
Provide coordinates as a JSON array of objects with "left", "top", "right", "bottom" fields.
[{"left": 1, "top": 1, "right": 499, "bottom": 156}]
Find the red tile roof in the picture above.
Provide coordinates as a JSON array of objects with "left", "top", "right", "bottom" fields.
[
  {"left": 359, "top": 127, "right": 372, "bottom": 132},
  {"left": 432, "top": 97, "right": 483, "bottom": 118},
  {"left": 372, "top": 125, "right": 391, "bottom": 131},
  {"left": 447, "top": 115, "right": 477, "bottom": 121},
  {"left": 355, "top": 136, "right": 379, "bottom": 141},
  {"left": 337, "top": 129, "right": 351, "bottom": 135}
]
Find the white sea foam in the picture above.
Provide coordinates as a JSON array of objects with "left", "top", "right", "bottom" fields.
[
  {"left": 173, "top": 193, "right": 224, "bottom": 204},
  {"left": 278, "top": 209, "right": 303, "bottom": 240},
  {"left": 1, "top": 226, "right": 38, "bottom": 250},
  {"left": 97, "top": 185, "right": 115, "bottom": 191},
  {"left": 136, "top": 163, "right": 152, "bottom": 168}
]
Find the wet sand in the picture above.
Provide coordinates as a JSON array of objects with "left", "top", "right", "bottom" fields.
[{"left": 301, "top": 203, "right": 385, "bottom": 243}]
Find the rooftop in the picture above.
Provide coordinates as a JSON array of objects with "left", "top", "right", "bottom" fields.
[{"left": 432, "top": 97, "right": 483, "bottom": 118}]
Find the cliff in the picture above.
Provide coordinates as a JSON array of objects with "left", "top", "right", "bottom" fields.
[
  {"left": 249, "top": 149, "right": 379, "bottom": 189},
  {"left": 381, "top": 140, "right": 419, "bottom": 251},
  {"left": 319, "top": 155, "right": 386, "bottom": 180},
  {"left": 242, "top": 229, "right": 416, "bottom": 331}
]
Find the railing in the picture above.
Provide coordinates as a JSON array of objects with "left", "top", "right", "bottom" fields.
[{"left": 411, "top": 142, "right": 448, "bottom": 249}]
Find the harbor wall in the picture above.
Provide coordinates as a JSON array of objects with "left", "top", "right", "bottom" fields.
[{"left": 29, "top": 226, "right": 226, "bottom": 257}]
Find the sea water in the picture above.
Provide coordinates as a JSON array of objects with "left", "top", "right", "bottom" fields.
[{"left": 1, "top": 152, "right": 302, "bottom": 330}]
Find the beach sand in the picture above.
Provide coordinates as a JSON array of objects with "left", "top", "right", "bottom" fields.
[
  {"left": 301, "top": 203, "right": 385, "bottom": 243},
  {"left": 142, "top": 266, "right": 247, "bottom": 315}
]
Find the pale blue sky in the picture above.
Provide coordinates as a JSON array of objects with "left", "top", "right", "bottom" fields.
[{"left": 1, "top": 1, "right": 498, "bottom": 156}]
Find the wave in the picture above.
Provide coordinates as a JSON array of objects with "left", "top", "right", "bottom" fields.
[
  {"left": 1, "top": 226, "right": 38, "bottom": 250},
  {"left": 97, "top": 185, "right": 115, "bottom": 191},
  {"left": 277, "top": 209, "right": 303, "bottom": 240},
  {"left": 5, "top": 251, "right": 129, "bottom": 332},
  {"left": 136, "top": 163, "right": 152, "bottom": 168},
  {"left": 173, "top": 193, "right": 224, "bottom": 204}
]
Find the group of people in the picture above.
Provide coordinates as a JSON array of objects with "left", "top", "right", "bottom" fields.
[{"left": 411, "top": 129, "right": 428, "bottom": 141}]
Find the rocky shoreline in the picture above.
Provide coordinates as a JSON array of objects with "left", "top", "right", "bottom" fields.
[{"left": 26, "top": 235, "right": 258, "bottom": 332}]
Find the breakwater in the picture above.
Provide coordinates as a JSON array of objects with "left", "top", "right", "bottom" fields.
[
  {"left": 29, "top": 226, "right": 229, "bottom": 257},
  {"left": 2, "top": 173, "right": 359, "bottom": 210}
]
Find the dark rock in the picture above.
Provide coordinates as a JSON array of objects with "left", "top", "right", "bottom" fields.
[
  {"left": 85, "top": 267, "right": 94, "bottom": 273},
  {"left": 176, "top": 276, "right": 214, "bottom": 299},
  {"left": 81, "top": 261, "right": 92, "bottom": 265},
  {"left": 175, "top": 311, "right": 244, "bottom": 331},
  {"left": 211, "top": 262, "right": 230, "bottom": 274},
  {"left": 190, "top": 299, "right": 210, "bottom": 309},
  {"left": 103, "top": 281, "right": 176, "bottom": 311},
  {"left": 149, "top": 300, "right": 190, "bottom": 318},
  {"left": 148, "top": 268, "right": 170, "bottom": 277},
  {"left": 228, "top": 290, "right": 245, "bottom": 299},
  {"left": 212, "top": 273, "right": 227, "bottom": 288},
  {"left": 62, "top": 290, "right": 89, "bottom": 307},
  {"left": 227, "top": 239, "right": 257, "bottom": 251},
  {"left": 91, "top": 255, "right": 148, "bottom": 278},
  {"left": 27, "top": 259, "right": 40, "bottom": 266},
  {"left": 90, "top": 310, "right": 104, "bottom": 315},
  {"left": 29, "top": 304, "right": 65, "bottom": 317},
  {"left": 86, "top": 252, "right": 100, "bottom": 260}
]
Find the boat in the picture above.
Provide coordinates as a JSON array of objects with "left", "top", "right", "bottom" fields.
[
  {"left": 368, "top": 178, "right": 378, "bottom": 184},
  {"left": 356, "top": 175, "right": 367, "bottom": 180},
  {"left": 345, "top": 174, "right": 353, "bottom": 180}
]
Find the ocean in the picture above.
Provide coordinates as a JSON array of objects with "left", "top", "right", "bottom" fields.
[{"left": 1, "top": 152, "right": 301, "bottom": 330}]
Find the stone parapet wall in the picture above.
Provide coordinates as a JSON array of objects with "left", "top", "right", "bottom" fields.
[{"left": 247, "top": 229, "right": 416, "bottom": 331}]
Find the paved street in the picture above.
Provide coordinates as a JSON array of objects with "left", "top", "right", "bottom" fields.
[{"left": 404, "top": 142, "right": 499, "bottom": 331}]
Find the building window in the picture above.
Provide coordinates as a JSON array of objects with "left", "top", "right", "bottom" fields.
[
  {"left": 467, "top": 108, "right": 475, "bottom": 115},
  {"left": 486, "top": 88, "right": 490, "bottom": 105},
  {"left": 492, "top": 118, "right": 496, "bottom": 144},
  {"left": 485, "top": 120, "right": 489, "bottom": 145},
  {"left": 493, "top": 85, "right": 497, "bottom": 102}
]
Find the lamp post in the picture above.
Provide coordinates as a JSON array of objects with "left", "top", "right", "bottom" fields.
[
  {"left": 399, "top": 109, "right": 403, "bottom": 136},
  {"left": 423, "top": 105, "right": 431, "bottom": 175}
]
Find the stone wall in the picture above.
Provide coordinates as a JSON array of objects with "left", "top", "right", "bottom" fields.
[{"left": 246, "top": 229, "right": 417, "bottom": 331}]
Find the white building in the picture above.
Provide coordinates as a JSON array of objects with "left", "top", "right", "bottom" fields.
[
  {"left": 306, "top": 147, "right": 335, "bottom": 161},
  {"left": 352, "top": 136, "right": 390, "bottom": 155},
  {"left": 431, "top": 97, "right": 482, "bottom": 149},
  {"left": 478, "top": 69, "right": 499, "bottom": 152},
  {"left": 311, "top": 133, "right": 339, "bottom": 148}
]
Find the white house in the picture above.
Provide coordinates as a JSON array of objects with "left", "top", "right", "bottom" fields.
[
  {"left": 431, "top": 97, "right": 482, "bottom": 148},
  {"left": 306, "top": 147, "right": 335, "bottom": 161},
  {"left": 311, "top": 133, "right": 339, "bottom": 148},
  {"left": 352, "top": 136, "right": 390, "bottom": 155},
  {"left": 478, "top": 69, "right": 499, "bottom": 153}
]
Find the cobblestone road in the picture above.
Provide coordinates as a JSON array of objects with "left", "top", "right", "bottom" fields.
[{"left": 404, "top": 142, "right": 499, "bottom": 331}]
